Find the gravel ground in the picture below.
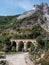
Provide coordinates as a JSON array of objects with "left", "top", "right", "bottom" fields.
[{"left": 6, "top": 52, "right": 28, "bottom": 65}]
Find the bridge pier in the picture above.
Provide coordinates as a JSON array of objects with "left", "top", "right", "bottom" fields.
[
  {"left": 16, "top": 42, "right": 19, "bottom": 51},
  {"left": 24, "top": 43, "right": 27, "bottom": 51}
]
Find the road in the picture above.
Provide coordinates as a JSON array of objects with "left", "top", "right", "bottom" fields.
[{"left": 6, "top": 52, "right": 28, "bottom": 65}]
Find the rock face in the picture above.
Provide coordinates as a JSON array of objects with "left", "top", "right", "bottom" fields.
[
  {"left": 17, "top": 10, "right": 36, "bottom": 20},
  {"left": 34, "top": 3, "right": 49, "bottom": 14},
  {"left": 17, "top": 2, "right": 49, "bottom": 32},
  {"left": 17, "top": 3, "right": 49, "bottom": 20}
]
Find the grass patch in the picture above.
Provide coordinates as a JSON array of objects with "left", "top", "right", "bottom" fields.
[{"left": 6, "top": 52, "right": 17, "bottom": 55}]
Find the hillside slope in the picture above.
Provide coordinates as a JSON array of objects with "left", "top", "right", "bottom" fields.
[{"left": 0, "top": 3, "right": 49, "bottom": 42}]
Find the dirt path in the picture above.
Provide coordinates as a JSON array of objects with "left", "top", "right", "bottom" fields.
[{"left": 6, "top": 52, "right": 28, "bottom": 65}]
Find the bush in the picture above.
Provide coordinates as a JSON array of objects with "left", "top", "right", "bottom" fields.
[
  {"left": 36, "top": 36, "right": 45, "bottom": 49},
  {"left": 29, "top": 44, "right": 35, "bottom": 53},
  {"left": 37, "top": 51, "right": 49, "bottom": 65},
  {"left": 4, "top": 38, "right": 11, "bottom": 52},
  {"left": 0, "top": 61, "right": 6, "bottom": 65},
  {"left": 40, "top": 59, "right": 49, "bottom": 65}
]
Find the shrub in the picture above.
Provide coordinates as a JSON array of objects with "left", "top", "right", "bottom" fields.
[{"left": 36, "top": 36, "right": 45, "bottom": 49}]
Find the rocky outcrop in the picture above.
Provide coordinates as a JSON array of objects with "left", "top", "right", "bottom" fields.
[
  {"left": 17, "top": 3, "right": 49, "bottom": 20},
  {"left": 17, "top": 10, "right": 35, "bottom": 20},
  {"left": 17, "top": 2, "right": 49, "bottom": 32}
]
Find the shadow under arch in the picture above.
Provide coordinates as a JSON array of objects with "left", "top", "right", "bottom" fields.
[
  {"left": 12, "top": 41, "right": 16, "bottom": 52},
  {"left": 18, "top": 41, "right": 24, "bottom": 51},
  {"left": 27, "top": 41, "right": 33, "bottom": 51}
]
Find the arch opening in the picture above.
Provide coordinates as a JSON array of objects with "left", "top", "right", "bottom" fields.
[
  {"left": 18, "top": 41, "right": 24, "bottom": 51},
  {"left": 27, "top": 41, "right": 33, "bottom": 51},
  {"left": 12, "top": 41, "right": 16, "bottom": 52}
]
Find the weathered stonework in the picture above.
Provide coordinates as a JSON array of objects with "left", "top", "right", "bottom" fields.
[{"left": 10, "top": 39, "right": 36, "bottom": 51}]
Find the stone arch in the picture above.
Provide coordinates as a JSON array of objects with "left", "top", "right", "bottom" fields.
[
  {"left": 27, "top": 41, "right": 33, "bottom": 51},
  {"left": 18, "top": 41, "right": 24, "bottom": 51},
  {"left": 12, "top": 41, "right": 16, "bottom": 52}
]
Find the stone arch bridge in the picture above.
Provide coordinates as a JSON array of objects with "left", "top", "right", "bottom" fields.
[{"left": 10, "top": 39, "right": 36, "bottom": 51}]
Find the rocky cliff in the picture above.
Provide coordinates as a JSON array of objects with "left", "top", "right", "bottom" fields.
[{"left": 16, "top": 2, "right": 49, "bottom": 32}]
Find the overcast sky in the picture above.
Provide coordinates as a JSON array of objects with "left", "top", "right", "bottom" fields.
[{"left": 0, "top": 0, "right": 49, "bottom": 16}]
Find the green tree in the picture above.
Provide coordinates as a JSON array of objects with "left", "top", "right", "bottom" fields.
[{"left": 4, "top": 38, "right": 11, "bottom": 52}]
